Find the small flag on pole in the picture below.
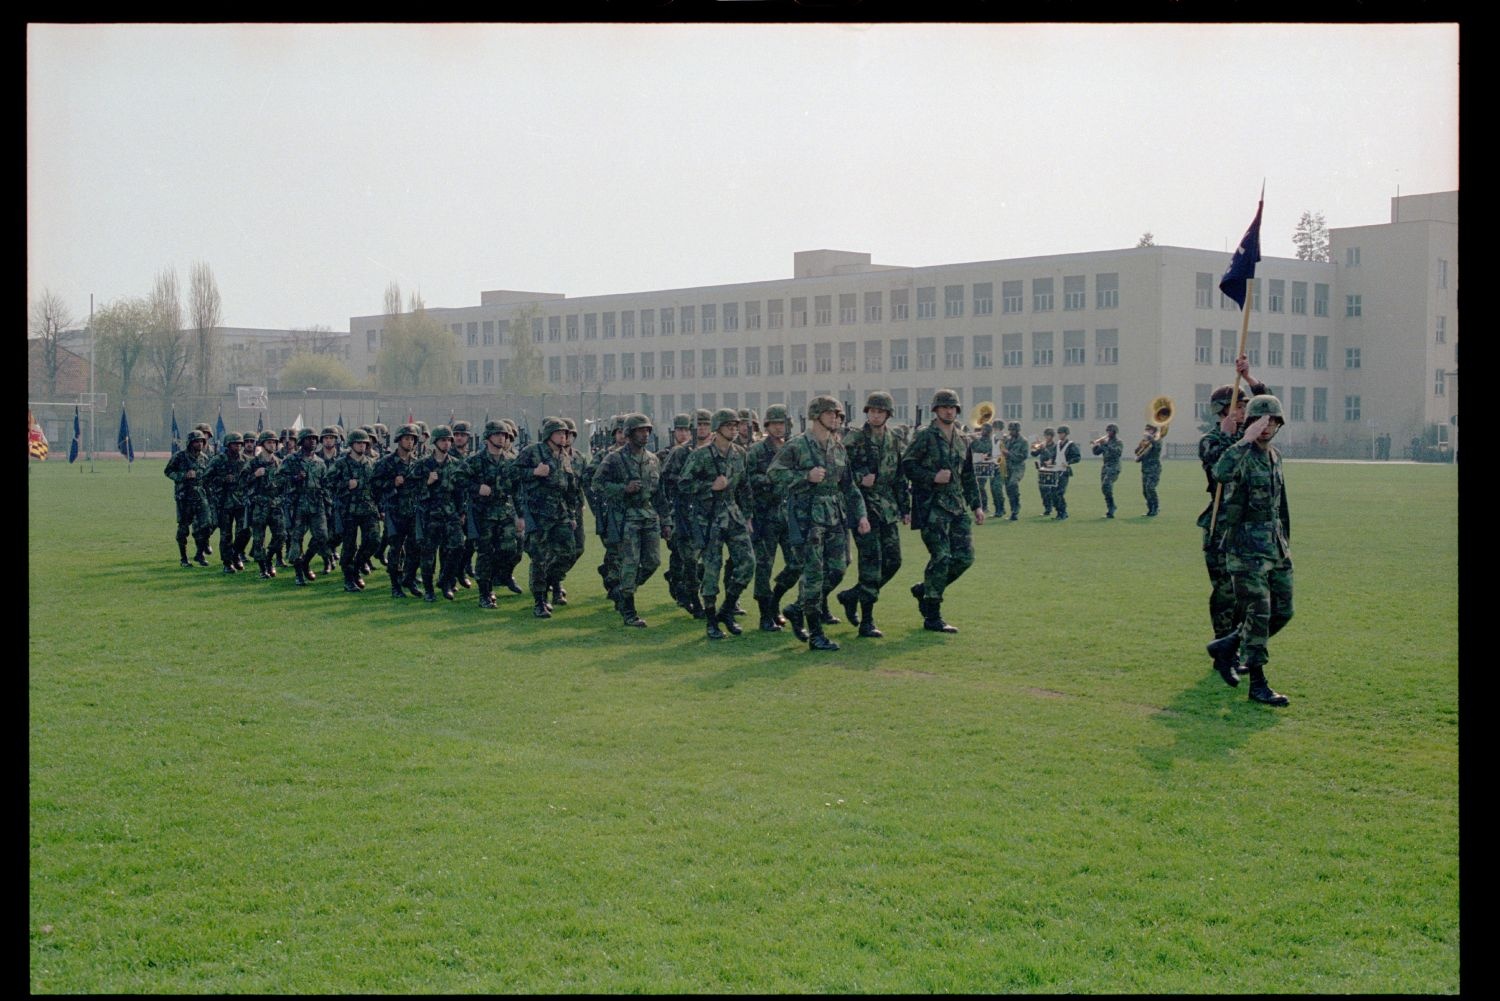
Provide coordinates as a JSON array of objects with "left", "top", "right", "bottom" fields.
[
  {"left": 292, "top": 413, "right": 304, "bottom": 434},
  {"left": 256, "top": 410, "right": 264, "bottom": 433},
  {"left": 28, "top": 411, "right": 49, "bottom": 461},
  {"left": 171, "top": 406, "right": 182, "bottom": 456},
  {"left": 117, "top": 407, "right": 134, "bottom": 463},
  {"left": 1219, "top": 188, "right": 1264, "bottom": 310},
  {"left": 68, "top": 406, "right": 80, "bottom": 464},
  {"left": 214, "top": 405, "right": 226, "bottom": 444},
  {"left": 337, "top": 411, "right": 344, "bottom": 430}
]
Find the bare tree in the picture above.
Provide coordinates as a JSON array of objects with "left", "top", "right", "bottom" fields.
[
  {"left": 290, "top": 324, "right": 341, "bottom": 356},
  {"left": 145, "top": 268, "right": 192, "bottom": 436},
  {"left": 93, "top": 296, "right": 151, "bottom": 403},
  {"left": 375, "top": 287, "right": 457, "bottom": 392},
  {"left": 188, "top": 260, "right": 222, "bottom": 396},
  {"left": 29, "top": 288, "right": 76, "bottom": 399}
]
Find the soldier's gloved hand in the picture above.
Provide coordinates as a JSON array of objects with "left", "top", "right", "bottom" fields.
[
  {"left": 711, "top": 475, "right": 729, "bottom": 492},
  {"left": 626, "top": 479, "right": 641, "bottom": 494},
  {"left": 860, "top": 472, "right": 876, "bottom": 488},
  {"left": 807, "top": 466, "right": 826, "bottom": 484},
  {"left": 478, "top": 483, "right": 493, "bottom": 497},
  {"left": 533, "top": 462, "right": 551, "bottom": 478},
  {"left": 427, "top": 471, "right": 439, "bottom": 485},
  {"left": 934, "top": 468, "right": 952, "bottom": 484},
  {"left": 856, "top": 517, "right": 871, "bottom": 535}
]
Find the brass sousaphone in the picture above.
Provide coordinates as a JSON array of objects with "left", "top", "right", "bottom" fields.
[
  {"left": 1136, "top": 395, "right": 1174, "bottom": 457},
  {"left": 970, "top": 401, "right": 1006, "bottom": 477}
]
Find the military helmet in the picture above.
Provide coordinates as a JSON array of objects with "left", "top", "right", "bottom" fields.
[
  {"left": 864, "top": 391, "right": 895, "bottom": 414},
  {"left": 711, "top": 407, "right": 741, "bottom": 432},
  {"left": 186, "top": 429, "right": 207, "bottom": 444},
  {"left": 693, "top": 408, "right": 713, "bottom": 424},
  {"left": 320, "top": 425, "right": 340, "bottom": 438},
  {"left": 347, "top": 428, "right": 371, "bottom": 445},
  {"left": 452, "top": 420, "right": 472, "bottom": 434},
  {"left": 1209, "top": 384, "right": 1241, "bottom": 413},
  {"left": 499, "top": 419, "right": 518, "bottom": 437},
  {"left": 562, "top": 417, "right": 578, "bottom": 433},
  {"left": 256, "top": 430, "right": 277, "bottom": 445},
  {"left": 373, "top": 422, "right": 389, "bottom": 436},
  {"left": 221, "top": 432, "right": 243, "bottom": 446},
  {"left": 1008, "top": 421, "right": 1021, "bottom": 433},
  {"left": 242, "top": 430, "right": 256, "bottom": 443},
  {"left": 672, "top": 412, "right": 692, "bottom": 430},
  {"left": 431, "top": 425, "right": 454, "bottom": 442},
  {"left": 396, "top": 423, "right": 421, "bottom": 440},
  {"left": 1043, "top": 427, "right": 1056, "bottom": 437},
  {"left": 1057, "top": 425, "right": 1071, "bottom": 436},
  {"left": 737, "top": 407, "right": 752, "bottom": 422},
  {"left": 931, "top": 388, "right": 961, "bottom": 411},
  {"left": 625, "top": 413, "right": 653, "bottom": 433},
  {"left": 1244, "top": 394, "right": 1285, "bottom": 421},
  {"left": 194, "top": 423, "right": 213, "bottom": 435},
  {"left": 764, "top": 403, "right": 791, "bottom": 424},
  {"left": 297, "top": 427, "right": 319, "bottom": 444},
  {"left": 483, "top": 419, "right": 508, "bottom": 439},
  {"left": 541, "top": 416, "right": 568, "bottom": 439},
  {"left": 415, "top": 421, "right": 429, "bottom": 435},
  {"left": 1105, "top": 423, "right": 1119, "bottom": 433},
  {"left": 808, "top": 395, "right": 843, "bottom": 419}
]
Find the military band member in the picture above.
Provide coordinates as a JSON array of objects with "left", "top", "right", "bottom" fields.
[
  {"left": 835, "top": 392, "right": 908, "bottom": 638},
  {"left": 1207, "top": 395, "right": 1294, "bottom": 706},
  {"left": 1137, "top": 423, "right": 1163, "bottom": 516},
  {"left": 1092, "top": 424, "right": 1123, "bottom": 518},
  {"left": 596, "top": 413, "right": 665, "bottom": 627},
  {"left": 901, "top": 389, "right": 984, "bottom": 633},
  {"left": 1031, "top": 427, "right": 1058, "bottom": 516},
  {"left": 678, "top": 409, "right": 756, "bottom": 640},
  {"left": 745, "top": 403, "right": 801, "bottom": 632},
  {"left": 1002, "top": 421, "right": 1028, "bottom": 521},
  {"left": 972, "top": 422, "right": 999, "bottom": 516},
  {"left": 1050, "top": 426, "right": 1082, "bottom": 520}
]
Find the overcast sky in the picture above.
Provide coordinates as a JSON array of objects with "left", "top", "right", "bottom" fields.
[{"left": 28, "top": 22, "right": 1458, "bottom": 332}]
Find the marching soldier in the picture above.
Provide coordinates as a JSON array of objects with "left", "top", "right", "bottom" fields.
[
  {"left": 412, "top": 425, "right": 466, "bottom": 601},
  {"left": 372, "top": 423, "right": 424, "bottom": 598},
  {"left": 661, "top": 409, "right": 714, "bottom": 617},
  {"left": 769, "top": 396, "right": 870, "bottom": 651},
  {"left": 1002, "top": 421, "right": 1028, "bottom": 521},
  {"left": 1092, "top": 424, "right": 1123, "bottom": 518},
  {"left": 678, "top": 408, "right": 756, "bottom": 640},
  {"left": 281, "top": 427, "right": 330, "bottom": 586},
  {"left": 835, "top": 392, "right": 908, "bottom": 638},
  {"left": 596, "top": 413, "right": 665, "bottom": 627},
  {"left": 1050, "top": 425, "right": 1082, "bottom": 520},
  {"left": 164, "top": 429, "right": 213, "bottom": 567},
  {"left": 901, "top": 389, "right": 984, "bottom": 633},
  {"left": 515, "top": 417, "right": 584, "bottom": 619},
  {"left": 203, "top": 432, "right": 249, "bottom": 573},
  {"left": 333, "top": 428, "right": 380, "bottom": 592},
  {"left": 1206, "top": 395, "right": 1294, "bottom": 706},
  {"left": 246, "top": 431, "right": 284, "bottom": 578},
  {"left": 316, "top": 426, "right": 344, "bottom": 575},
  {"left": 656, "top": 412, "right": 694, "bottom": 607},
  {"left": 972, "top": 421, "right": 998, "bottom": 516},
  {"left": 450, "top": 419, "right": 477, "bottom": 589},
  {"left": 461, "top": 419, "right": 525, "bottom": 609},
  {"left": 586, "top": 415, "right": 629, "bottom": 605},
  {"left": 745, "top": 403, "right": 801, "bottom": 632},
  {"left": 1137, "top": 423, "right": 1164, "bottom": 516}
]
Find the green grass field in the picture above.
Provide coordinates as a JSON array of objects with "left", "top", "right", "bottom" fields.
[{"left": 29, "top": 457, "right": 1458, "bottom": 993}]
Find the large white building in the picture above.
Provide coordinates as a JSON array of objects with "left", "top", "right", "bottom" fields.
[{"left": 349, "top": 191, "right": 1456, "bottom": 455}]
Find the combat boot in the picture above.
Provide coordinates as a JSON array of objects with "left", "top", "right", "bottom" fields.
[
  {"left": 622, "top": 595, "right": 647, "bottom": 628},
  {"left": 178, "top": 541, "right": 191, "bottom": 568},
  {"left": 258, "top": 558, "right": 272, "bottom": 579},
  {"left": 687, "top": 595, "right": 705, "bottom": 619},
  {"left": 391, "top": 577, "right": 405, "bottom": 598},
  {"left": 478, "top": 593, "right": 498, "bottom": 609},
  {"left": 923, "top": 598, "right": 958, "bottom": 633},
  {"left": 502, "top": 575, "right": 523, "bottom": 595},
  {"left": 533, "top": 595, "right": 552, "bottom": 618},
  {"left": 758, "top": 596, "right": 783, "bottom": 632},
  {"left": 782, "top": 602, "right": 809, "bottom": 642},
  {"left": 294, "top": 562, "right": 308, "bottom": 586},
  {"left": 343, "top": 571, "right": 360, "bottom": 593},
  {"left": 720, "top": 588, "right": 744, "bottom": 635},
  {"left": 1206, "top": 632, "right": 1241, "bottom": 687},
  {"left": 704, "top": 598, "right": 725, "bottom": 640},
  {"left": 194, "top": 549, "right": 210, "bottom": 567},
  {"left": 819, "top": 597, "right": 840, "bottom": 625},
  {"left": 770, "top": 583, "right": 792, "bottom": 626},
  {"left": 302, "top": 557, "right": 317, "bottom": 581},
  {"left": 403, "top": 572, "right": 423, "bottom": 599},
  {"left": 858, "top": 598, "right": 883, "bottom": 638},
  {"left": 422, "top": 570, "right": 437, "bottom": 602},
  {"left": 440, "top": 572, "right": 457, "bottom": 601},
  {"left": 910, "top": 581, "right": 925, "bottom": 615},
  {"left": 223, "top": 561, "right": 237, "bottom": 574},
  {"left": 807, "top": 618, "right": 839, "bottom": 652},
  {"left": 550, "top": 584, "right": 568, "bottom": 606},
  {"left": 836, "top": 588, "right": 860, "bottom": 626},
  {"left": 1248, "top": 680, "right": 1290, "bottom": 706}
]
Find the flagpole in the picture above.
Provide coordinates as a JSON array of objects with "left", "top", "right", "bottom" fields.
[{"left": 1208, "top": 187, "right": 1264, "bottom": 536}]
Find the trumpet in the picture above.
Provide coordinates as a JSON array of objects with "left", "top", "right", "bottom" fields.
[{"left": 1091, "top": 433, "right": 1111, "bottom": 447}]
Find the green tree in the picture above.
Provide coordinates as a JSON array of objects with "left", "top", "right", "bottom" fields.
[
  {"left": 280, "top": 351, "right": 359, "bottom": 391},
  {"left": 93, "top": 295, "right": 151, "bottom": 405},
  {"left": 501, "top": 303, "right": 548, "bottom": 396},
  {"left": 1136, "top": 231, "right": 1156, "bottom": 248},
  {"left": 1292, "top": 210, "right": 1330, "bottom": 262},
  {"left": 375, "top": 285, "right": 457, "bottom": 392}
]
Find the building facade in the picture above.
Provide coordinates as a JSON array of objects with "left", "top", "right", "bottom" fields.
[{"left": 348, "top": 191, "right": 1456, "bottom": 456}]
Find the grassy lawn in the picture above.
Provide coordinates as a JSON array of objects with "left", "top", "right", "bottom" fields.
[{"left": 29, "top": 457, "right": 1458, "bottom": 992}]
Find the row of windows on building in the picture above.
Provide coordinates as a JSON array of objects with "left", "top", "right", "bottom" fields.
[
  {"left": 1341, "top": 248, "right": 1451, "bottom": 293},
  {"left": 1196, "top": 274, "right": 1333, "bottom": 316},
  {"left": 1197, "top": 330, "right": 1341, "bottom": 369}
]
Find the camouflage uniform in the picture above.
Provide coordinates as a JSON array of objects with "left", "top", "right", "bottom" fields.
[
  {"left": 245, "top": 432, "right": 285, "bottom": 577},
  {"left": 515, "top": 419, "right": 585, "bottom": 617},
  {"left": 769, "top": 399, "right": 868, "bottom": 648},
  {"left": 163, "top": 434, "right": 213, "bottom": 565},
  {"left": 596, "top": 415, "right": 663, "bottom": 625},
  {"left": 331, "top": 431, "right": 380, "bottom": 592},
  {"left": 678, "top": 411, "right": 756, "bottom": 637},
  {"left": 661, "top": 410, "right": 714, "bottom": 615},
  {"left": 1137, "top": 432, "right": 1163, "bottom": 516},
  {"left": 655, "top": 414, "right": 696, "bottom": 608},
  {"left": 372, "top": 428, "right": 424, "bottom": 597},
  {"left": 1092, "top": 429, "right": 1123, "bottom": 518},
  {"left": 1212, "top": 400, "right": 1294, "bottom": 704},
  {"left": 461, "top": 421, "right": 524, "bottom": 608},
  {"left": 413, "top": 427, "right": 467, "bottom": 601},
  {"left": 280, "top": 429, "right": 329, "bottom": 585},
  {"left": 1050, "top": 430, "right": 1082, "bottom": 520},
  {"left": 1002, "top": 425, "right": 1029, "bottom": 520},
  {"left": 316, "top": 429, "right": 345, "bottom": 572},
  {"left": 585, "top": 416, "right": 629, "bottom": 602},
  {"left": 902, "top": 396, "right": 982, "bottom": 631},
  {"left": 1031, "top": 432, "right": 1058, "bottom": 515},
  {"left": 744, "top": 417, "right": 802, "bottom": 629},
  {"left": 1196, "top": 378, "right": 1269, "bottom": 645},
  {"left": 836, "top": 399, "right": 908, "bottom": 636},
  {"left": 203, "top": 434, "right": 250, "bottom": 571}
]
